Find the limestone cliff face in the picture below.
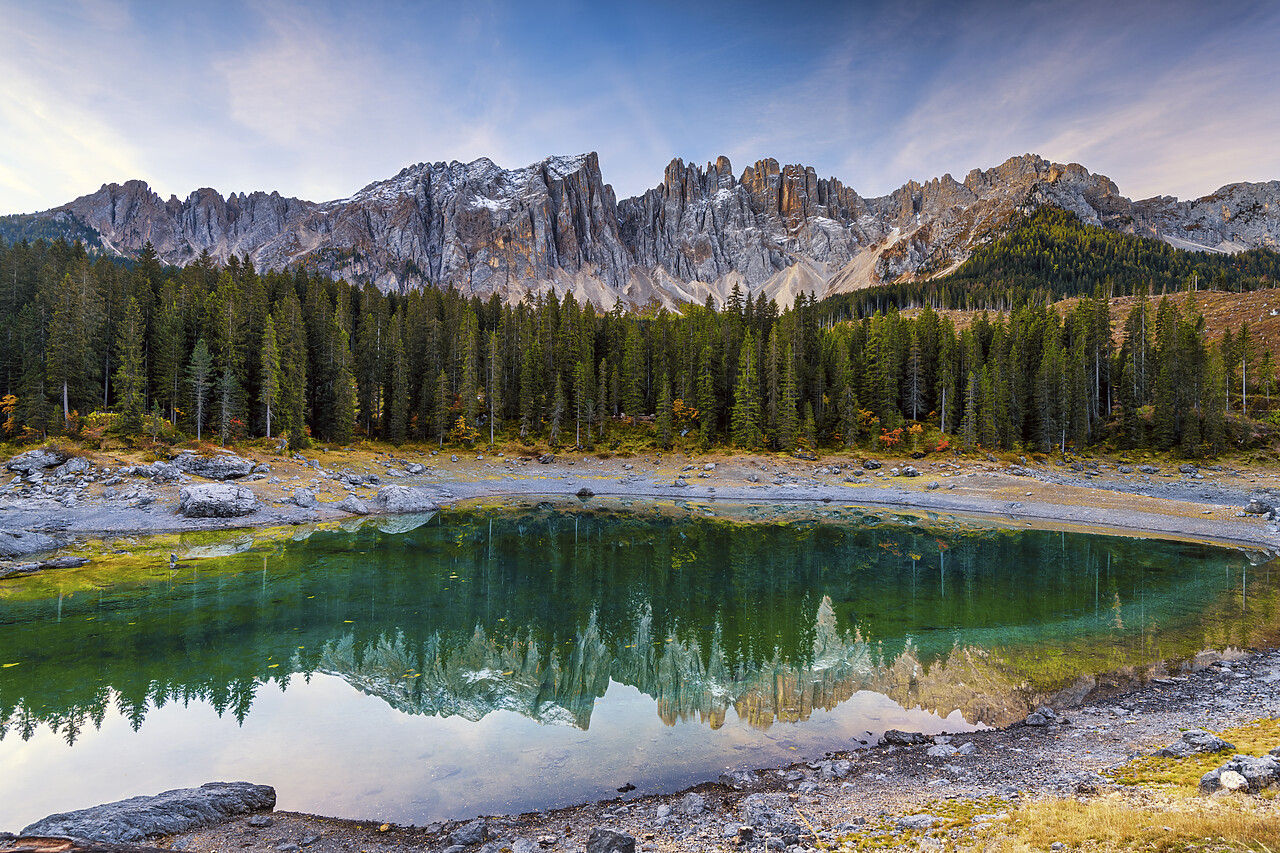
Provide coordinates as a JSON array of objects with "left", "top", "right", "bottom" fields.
[{"left": 20, "top": 153, "right": 1280, "bottom": 309}]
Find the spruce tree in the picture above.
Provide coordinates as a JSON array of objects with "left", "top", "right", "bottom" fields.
[
  {"left": 260, "top": 314, "right": 281, "bottom": 440},
  {"left": 188, "top": 339, "right": 214, "bottom": 441},
  {"left": 113, "top": 296, "right": 146, "bottom": 433},
  {"left": 730, "top": 332, "right": 762, "bottom": 449},
  {"left": 387, "top": 326, "right": 409, "bottom": 445},
  {"left": 656, "top": 371, "right": 673, "bottom": 448}
]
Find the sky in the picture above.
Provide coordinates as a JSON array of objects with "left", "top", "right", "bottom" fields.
[{"left": 2, "top": 0, "right": 1278, "bottom": 215}]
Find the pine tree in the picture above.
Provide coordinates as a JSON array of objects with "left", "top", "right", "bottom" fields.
[
  {"left": 387, "top": 324, "right": 409, "bottom": 445},
  {"left": 260, "top": 314, "right": 281, "bottom": 440},
  {"left": 730, "top": 332, "right": 762, "bottom": 448},
  {"left": 1151, "top": 363, "right": 1175, "bottom": 451},
  {"left": 433, "top": 369, "right": 451, "bottom": 446},
  {"left": 487, "top": 330, "right": 503, "bottom": 446},
  {"left": 188, "top": 339, "right": 214, "bottom": 441},
  {"left": 622, "top": 323, "right": 644, "bottom": 425},
  {"left": 960, "top": 370, "right": 979, "bottom": 450},
  {"left": 656, "top": 371, "right": 673, "bottom": 448},
  {"left": 217, "top": 369, "right": 239, "bottom": 446},
  {"left": 112, "top": 296, "right": 146, "bottom": 433},
  {"left": 777, "top": 344, "right": 799, "bottom": 451}
]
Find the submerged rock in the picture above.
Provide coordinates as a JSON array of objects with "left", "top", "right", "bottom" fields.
[
  {"left": 178, "top": 484, "right": 259, "bottom": 518},
  {"left": 0, "top": 529, "right": 61, "bottom": 558},
  {"left": 22, "top": 781, "right": 275, "bottom": 842}
]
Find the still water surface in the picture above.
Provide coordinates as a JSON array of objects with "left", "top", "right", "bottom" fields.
[{"left": 0, "top": 501, "right": 1271, "bottom": 828}]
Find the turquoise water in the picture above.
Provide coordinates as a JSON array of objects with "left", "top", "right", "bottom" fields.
[{"left": 0, "top": 501, "right": 1271, "bottom": 828}]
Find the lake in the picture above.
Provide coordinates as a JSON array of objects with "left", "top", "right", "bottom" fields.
[{"left": 0, "top": 499, "right": 1272, "bottom": 829}]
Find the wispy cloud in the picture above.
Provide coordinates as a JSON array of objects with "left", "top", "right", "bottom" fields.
[{"left": 0, "top": 0, "right": 1276, "bottom": 214}]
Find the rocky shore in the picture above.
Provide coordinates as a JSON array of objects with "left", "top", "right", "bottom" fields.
[
  {"left": 2, "top": 444, "right": 1279, "bottom": 563},
  {"left": 6, "top": 648, "right": 1279, "bottom": 853},
  {"left": 3, "top": 442, "right": 1280, "bottom": 851}
]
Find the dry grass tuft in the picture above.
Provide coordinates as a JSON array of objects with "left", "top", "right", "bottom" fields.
[{"left": 978, "top": 793, "right": 1280, "bottom": 852}]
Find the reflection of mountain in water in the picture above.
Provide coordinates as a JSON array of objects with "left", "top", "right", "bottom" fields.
[{"left": 0, "top": 505, "right": 1273, "bottom": 744}]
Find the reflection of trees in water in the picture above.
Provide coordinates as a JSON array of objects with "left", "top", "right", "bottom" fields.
[{"left": 0, "top": 508, "right": 1269, "bottom": 745}]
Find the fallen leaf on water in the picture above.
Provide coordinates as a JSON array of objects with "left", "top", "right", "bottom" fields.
[
  {"left": 378, "top": 824, "right": 390, "bottom": 832},
  {"left": 2, "top": 663, "right": 18, "bottom": 668}
]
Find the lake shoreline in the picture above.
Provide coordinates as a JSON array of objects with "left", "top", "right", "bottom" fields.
[
  {"left": 5, "top": 444, "right": 1280, "bottom": 850},
  {"left": 4, "top": 444, "right": 1279, "bottom": 553},
  {"left": 57, "top": 648, "right": 1280, "bottom": 853}
]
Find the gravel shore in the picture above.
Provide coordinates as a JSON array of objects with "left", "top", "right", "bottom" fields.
[{"left": 4, "top": 444, "right": 1280, "bottom": 851}]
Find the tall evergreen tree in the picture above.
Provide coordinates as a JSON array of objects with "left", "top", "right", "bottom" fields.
[
  {"left": 188, "top": 339, "right": 214, "bottom": 441},
  {"left": 112, "top": 296, "right": 146, "bottom": 433}
]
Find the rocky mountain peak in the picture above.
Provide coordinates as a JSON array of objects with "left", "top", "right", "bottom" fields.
[{"left": 11, "top": 151, "right": 1277, "bottom": 309}]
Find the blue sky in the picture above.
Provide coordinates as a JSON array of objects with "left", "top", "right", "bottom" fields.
[{"left": 2, "top": 0, "right": 1278, "bottom": 214}]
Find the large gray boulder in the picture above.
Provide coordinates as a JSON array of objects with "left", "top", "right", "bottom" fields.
[
  {"left": 1156, "top": 729, "right": 1235, "bottom": 758},
  {"left": 172, "top": 452, "right": 254, "bottom": 480},
  {"left": 1200, "top": 753, "right": 1280, "bottom": 793},
  {"left": 740, "top": 793, "right": 802, "bottom": 841},
  {"left": 372, "top": 485, "right": 439, "bottom": 514},
  {"left": 337, "top": 496, "right": 369, "bottom": 515},
  {"left": 6, "top": 448, "right": 68, "bottom": 474},
  {"left": 587, "top": 828, "right": 636, "bottom": 853},
  {"left": 0, "top": 529, "right": 61, "bottom": 558},
  {"left": 178, "top": 484, "right": 259, "bottom": 518},
  {"left": 21, "top": 781, "right": 275, "bottom": 842}
]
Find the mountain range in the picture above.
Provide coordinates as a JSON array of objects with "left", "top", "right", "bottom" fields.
[{"left": 6, "top": 152, "right": 1279, "bottom": 309}]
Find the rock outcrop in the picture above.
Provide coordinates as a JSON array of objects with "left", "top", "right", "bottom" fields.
[
  {"left": 21, "top": 782, "right": 275, "bottom": 843},
  {"left": 11, "top": 153, "right": 1278, "bottom": 309},
  {"left": 177, "top": 484, "right": 259, "bottom": 518}
]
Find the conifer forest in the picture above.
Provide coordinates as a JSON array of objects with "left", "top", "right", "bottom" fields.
[{"left": 2, "top": 209, "right": 1279, "bottom": 459}]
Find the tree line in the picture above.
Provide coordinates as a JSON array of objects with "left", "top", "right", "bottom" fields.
[{"left": 0, "top": 222, "right": 1275, "bottom": 458}]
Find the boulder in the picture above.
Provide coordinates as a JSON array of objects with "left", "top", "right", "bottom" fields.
[
  {"left": 1244, "top": 499, "right": 1273, "bottom": 515},
  {"left": 173, "top": 452, "right": 254, "bottom": 481},
  {"left": 676, "top": 793, "right": 705, "bottom": 816},
  {"left": 1155, "top": 729, "right": 1235, "bottom": 758},
  {"left": 538, "top": 454, "right": 557, "bottom": 464},
  {"left": 21, "top": 782, "right": 275, "bottom": 843},
  {"left": 0, "top": 530, "right": 61, "bottom": 558},
  {"left": 6, "top": 448, "right": 67, "bottom": 473},
  {"left": 1137, "top": 465, "right": 1159, "bottom": 474},
  {"left": 405, "top": 463, "right": 426, "bottom": 475},
  {"left": 740, "top": 793, "right": 802, "bottom": 841},
  {"left": 337, "top": 496, "right": 369, "bottom": 516},
  {"left": 372, "top": 485, "right": 439, "bottom": 514},
  {"left": 146, "top": 461, "right": 182, "bottom": 483},
  {"left": 1025, "top": 706, "right": 1068, "bottom": 726},
  {"left": 292, "top": 488, "right": 318, "bottom": 509},
  {"left": 177, "top": 484, "right": 259, "bottom": 518},
  {"left": 1200, "top": 754, "right": 1280, "bottom": 793},
  {"left": 896, "top": 815, "right": 937, "bottom": 831},
  {"left": 719, "top": 769, "right": 757, "bottom": 789},
  {"left": 882, "top": 729, "right": 932, "bottom": 745},
  {"left": 586, "top": 828, "right": 635, "bottom": 853},
  {"left": 576, "top": 487, "right": 595, "bottom": 499},
  {"left": 862, "top": 459, "right": 882, "bottom": 470},
  {"left": 54, "top": 457, "right": 91, "bottom": 477},
  {"left": 448, "top": 819, "right": 487, "bottom": 846},
  {"left": 900, "top": 465, "right": 921, "bottom": 477}
]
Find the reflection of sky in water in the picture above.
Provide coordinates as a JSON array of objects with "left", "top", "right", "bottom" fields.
[
  {"left": 0, "top": 674, "right": 969, "bottom": 830},
  {"left": 0, "top": 505, "right": 1268, "bottom": 829}
]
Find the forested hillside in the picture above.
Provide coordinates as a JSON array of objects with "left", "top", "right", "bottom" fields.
[
  {"left": 819, "top": 208, "right": 1280, "bottom": 321},
  {"left": 1, "top": 218, "right": 1277, "bottom": 458}
]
